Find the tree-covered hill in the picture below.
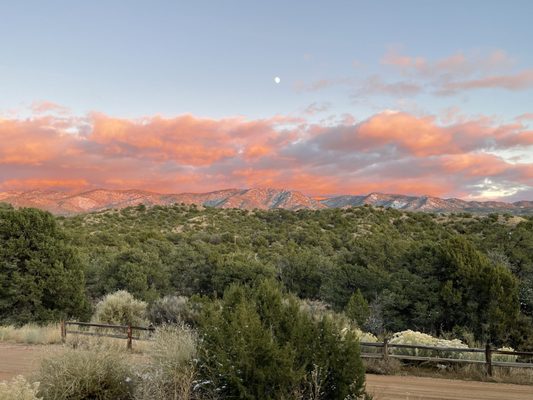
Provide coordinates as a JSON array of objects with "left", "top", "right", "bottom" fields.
[
  {"left": 55, "top": 204, "right": 533, "bottom": 347},
  {"left": 2, "top": 203, "right": 533, "bottom": 349}
]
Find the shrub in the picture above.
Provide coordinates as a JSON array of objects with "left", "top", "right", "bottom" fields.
[
  {"left": 0, "top": 376, "right": 41, "bottom": 400},
  {"left": 135, "top": 325, "right": 197, "bottom": 400},
  {"left": 197, "top": 280, "right": 369, "bottom": 400},
  {"left": 389, "top": 330, "right": 517, "bottom": 362},
  {"left": 148, "top": 296, "right": 191, "bottom": 325},
  {"left": 92, "top": 290, "right": 147, "bottom": 326},
  {"left": 390, "top": 330, "right": 469, "bottom": 358},
  {"left": 345, "top": 289, "right": 370, "bottom": 328},
  {"left": 0, "top": 208, "right": 89, "bottom": 325},
  {"left": 37, "top": 348, "right": 135, "bottom": 400}
]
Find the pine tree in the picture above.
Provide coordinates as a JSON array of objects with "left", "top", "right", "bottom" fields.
[
  {"left": 345, "top": 289, "right": 370, "bottom": 328},
  {"left": 0, "top": 208, "right": 89, "bottom": 324}
]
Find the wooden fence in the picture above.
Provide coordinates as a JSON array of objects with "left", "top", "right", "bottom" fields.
[
  {"left": 61, "top": 321, "right": 155, "bottom": 350},
  {"left": 360, "top": 339, "right": 533, "bottom": 376}
]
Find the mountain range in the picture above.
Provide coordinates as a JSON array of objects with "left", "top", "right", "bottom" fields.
[{"left": 0, "top": 188, "right": 532, "bottom": 215}]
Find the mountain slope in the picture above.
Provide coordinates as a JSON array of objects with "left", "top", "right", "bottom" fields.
[{"left": 0, "top": 188, "right": 532, "bottom": 215}]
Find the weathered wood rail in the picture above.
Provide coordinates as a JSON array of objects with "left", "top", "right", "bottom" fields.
[
  {"left": 61, "top": 321, "right": 155, "bottom": 349},
  {"left": 360, "top": 339, "right": 533, "bottom": 376}
]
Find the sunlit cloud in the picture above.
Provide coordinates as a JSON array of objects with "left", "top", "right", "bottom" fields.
[
  {"left": 0, "top": 106, "right": 532, "bottom": 200},
  {"left": 298, "top": 48, "right": 532, "bottom": 99}
]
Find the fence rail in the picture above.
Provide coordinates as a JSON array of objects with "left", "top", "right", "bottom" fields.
[
  {"left": 61, "top": 321, "right": 155, "bottom": 350},
  {"left": 360, "top": 340, "right": 533, "bottom": 376}
]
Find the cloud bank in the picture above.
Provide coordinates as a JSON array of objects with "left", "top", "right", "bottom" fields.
[{"left": 0, "top": 107, "right": 532, "bottom": 200}]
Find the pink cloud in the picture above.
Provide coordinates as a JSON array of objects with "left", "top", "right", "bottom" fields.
[
  {"left": 0, "top": 106, "right": 532, "bottom": 199},
  {"left": 379, "top": 48, "right": 530, "bottom": 96},
  {"left": 31, "top": 101, "right": 71, "bottom": 115},
  {"left": 382, "top": 48, "right": 515, "bottom": 77},
  {"left": 440, "top": 69, "right": 533, "bottom": 94}
]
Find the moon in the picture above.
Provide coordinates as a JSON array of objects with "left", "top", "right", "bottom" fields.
[{"left": 274, "top": 76, "right": 281, "bottom": 84}]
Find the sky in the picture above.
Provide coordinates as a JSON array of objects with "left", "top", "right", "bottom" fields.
[{"left": 1, "top": 0, "right": 532, "bottom": 200}]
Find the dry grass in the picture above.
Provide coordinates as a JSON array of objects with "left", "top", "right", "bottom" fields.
[
  {"left": 65, "top": 332, "right": 151, "bottom": 354},
  {"left": 134, "top": 325, "right": 198, "bottom": 400},
  {"left": 0, "top": 376, "right": 41, "bottom": 400},
  {"left": 36, "top": 347, "right": 135, "bottom": 400},
  {"left": 0, "top": 324, "right": 61, "bottom": 345},
  {"left": 0, "top": 323, "right": 153, "bottom": 353},
  {"left": 364, "top": 358, "right": 402, "bottom": 375}
]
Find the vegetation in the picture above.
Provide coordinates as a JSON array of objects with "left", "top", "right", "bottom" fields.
[
  {"left": 0, "top": 376, "right": 41, "bottom": 400},
  {"left": 0, "top": 208, "right": 88, "bottom": 324},
  {"left": 36, "top": 348, "right": 135, "bottom": 400},
  {"left": 197, "top": 280, "right": 368, "bottom": 399},
  {"left": 54, "top": 204, "right": 533, "bottom": 348},
  {"left": 0, "top": 324, "right": 60, "bottom": 345},
  {"left": 2, "top": 204, "right": 533, "bottom": 397},
  {"left": 92, "top": 290, "right": 147, "bottom": 326},
  {"left": 135, "top": 325, "right": 197, "bottom": 400},
  {"left": 2, "top": 205, "right": 533, "bottom": 347}
]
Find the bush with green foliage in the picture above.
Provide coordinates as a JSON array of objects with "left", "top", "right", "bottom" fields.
[
  {"left": 345, "top": 289, "right": 370, "bottom": 328},
  {"left": 0, "top": 208, "right": 88, "bottom": 324},
  {"left": 148, "top": 295, "right": 191, "bottom": 325},
  {"left": 92, "top": 290, "right": 147, "bottom": 326},
  {"left": 197, "top": 280, "right": 369, "bottom": 400}
]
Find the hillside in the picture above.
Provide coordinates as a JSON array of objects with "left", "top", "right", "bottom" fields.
[{"left": 1, "top": 188, "right": 532, "bottom": 215}]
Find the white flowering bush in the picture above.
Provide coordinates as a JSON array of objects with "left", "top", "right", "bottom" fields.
[
  {"left": 388, "top": 330, "right": 517, "bottom": 362},
  {"left": 354, "top": 328, "right": 378, "bottom": 343},
  {"left": 389, "top": 330, "right": 468, "bottom": 358},
  {"left": 493, "top": 347, "right": 518, "bottom": 363},
  {"left": 0, "top": 376, "right": 41, "bottom": 400}
]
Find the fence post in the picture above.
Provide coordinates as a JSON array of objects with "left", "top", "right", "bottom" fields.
[
  {"left": 383, "top": 338, "right": 389, "bottom": 360},
  {"left": 127, "top": 325, "right": 133, "bottom": 350},
  {"left": 60, "top": 320, "right": 66, "bottom": 343},
  {"left": 485, "top": 342, "right": 493, "bottom": 377}
]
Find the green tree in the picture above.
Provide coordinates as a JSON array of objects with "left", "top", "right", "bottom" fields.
[
  {"left": 345, "top": 289, "right": 370, "bottom": 327},
  {"left": 436, "top": 236, "right": 520, "bottom": 343},
  {"left": 0, "top": 208, "right": 88, "bottom": 324},
  {"left": 197, "top": 280, "right": 368, "bottom": 400}
]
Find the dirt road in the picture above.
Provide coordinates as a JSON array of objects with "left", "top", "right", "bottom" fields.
[
  {"left": 0, "top": 343, "right": 46, "bottom": 381},
  {"left": 366, "top": 374, "right": 533, "bottom": 400},
  {"left": 0, "top": 343, "right": 531, "bottom": 399}
]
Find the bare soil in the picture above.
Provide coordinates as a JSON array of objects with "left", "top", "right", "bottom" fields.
[
  {"left": 0, "top": 343, "right": 48, "bottom": 381},
  {"left": 366, "top": 374, "right": 533, "bottom": 400},
  {"left": 0, "top": 343, "right": 532, "bottom": 399}
]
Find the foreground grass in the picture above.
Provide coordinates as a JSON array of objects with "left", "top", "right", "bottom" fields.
[
  {"left": 0, "top": 324, "right": 61, "bottom": 345},
  {"left": 0, "top": 324, "right": 152, "bottom": 353}
]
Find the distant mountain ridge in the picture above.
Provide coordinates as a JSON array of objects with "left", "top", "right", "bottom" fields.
[{"left": 0, "top": 188, "right": 532, "bottom": 215}]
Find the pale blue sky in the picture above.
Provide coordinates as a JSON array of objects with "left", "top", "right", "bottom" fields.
[
  {"left": 1, "top": 0, "right": 532, "bottom": 120},
  {"left": 1, "top": 1, "right": 532, "bottom": 200}
]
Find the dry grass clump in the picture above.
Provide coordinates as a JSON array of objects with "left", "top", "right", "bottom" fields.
[
  {"left": 438, "top": 363, "right": 533, "bottom": 385},
  {"left": 36, "top": 348, "right": 135, "bottom": 400},
  {"left": 363, "top": 358, "right": 402, "bottom": 375},
  {"left": 65, "top": 331, "right": 151, "bottom": 353},
  {"left": 134, "top": 325, "right": 197, "bottom": 400},
  {"left": 0, "top": 376, "right": 41, "bottom": 400},
  {"left": 0, "top": 324, "right": 61, "bottom": 345}
]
